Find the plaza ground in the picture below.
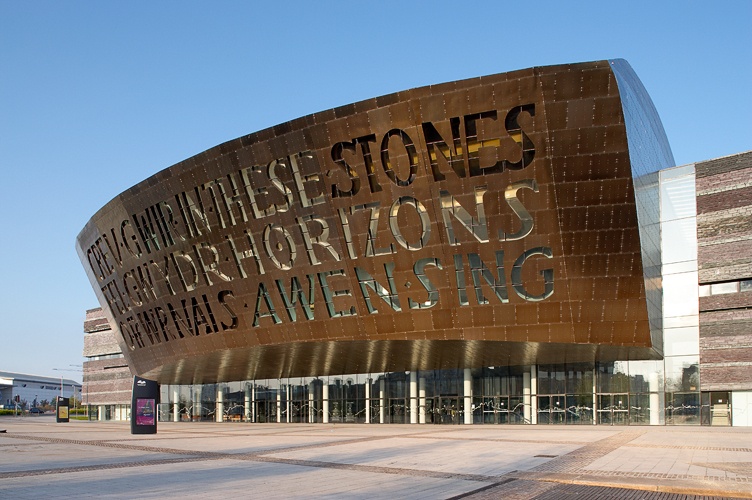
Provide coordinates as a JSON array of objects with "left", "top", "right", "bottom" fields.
[{"left": 0, "top": 416, "right": 750, "bottom": 499}]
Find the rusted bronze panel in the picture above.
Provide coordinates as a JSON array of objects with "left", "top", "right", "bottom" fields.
[{"left": 77, "top": 60, "right": 665, "bottom": 385}]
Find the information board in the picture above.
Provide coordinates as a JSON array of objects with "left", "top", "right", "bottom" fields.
[{"left": 131, "top": 376, "right": 159, "bottom": 434}]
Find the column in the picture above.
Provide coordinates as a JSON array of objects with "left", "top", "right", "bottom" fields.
[
  {"left": 193, "top": 386, "right": 201, "bottom": 421},
  {"left": 308, "top": 381, "right": 315, "bottom": 423},
  {"left": 173, "top": 387, "right": 179, "bottom": 422},
  {"left": 98, "top": 405, "right": 105, "bottom": 421},
  {"left": 379, "top": 379, "right": 385, "bottom": 424},
  {"left": 523, "top": 371, "right": 531, "bottom": 423},
  {"left": 418, "top": 377, "right": 426, "bottom": 424},
  {"left": 216, "top": 386, "right": 224, "bottom": 423},
  {"left": 649, "top": 372, "right": 662, "bottom": 425},
  {"left": 592, "top": 371, "right": 598, "bottom": 425},
  {"left": 365, "top": 378, "right": 371, "bottom": 424},
  {"left": 288, "top": 384, "right": 293, "bottom": 423},
  {"left": 463, "top": 369, "right": 473, "bottom": 425},
  {"left": 409, "top": 371, "right": 418, "bottom": 424},
  {"left": 322, "top": 382, "right": 330, "bottom": 424},
  {"left": 276, "top": 389, "right": 282, "bottom": 423},
  {"left": 530, "top": 365, "right": 537, "bottom": 425},
  {"left": 244, "top": 385, "right": 251, "bottom": 423},
  {"left": 251, "top": 383, "right": 256, "bottom": 423}
]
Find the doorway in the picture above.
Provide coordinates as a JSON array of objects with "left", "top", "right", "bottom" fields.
[
  {"left": 597, "top": 394, "right": 629, "bottom": 425},
  {"left": 537, "top": 395, "right": 566, "bottom": 424}
]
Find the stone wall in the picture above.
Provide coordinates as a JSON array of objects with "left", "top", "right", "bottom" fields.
[
  {"left": 696, "top": 151, "right": 752, "bottom": 391},
  {"left": 82, "top": 308, "right": 132, "bottom": 405}
]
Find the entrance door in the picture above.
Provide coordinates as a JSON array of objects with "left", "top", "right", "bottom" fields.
[
  {"left": 565, "top": 394, "right": 593, "bottom": 424},
  {"left": 710, "top": 392, "right": 731, "bottom": 426},
  {"left": 224, "top": 400, "right": 244, "bottom": 422},
  {"left": 424, "top": 398, "right": 436, "bottom": 424},
  {"left": 597, "top": 394, "right": 629, "bottom": 425},
  {"left": 389, "top": 398, "right": 406, "bottom": 423},
  {"left": 255, "top": 399, "right": 277, "bottom": 423},
  {"left": 433, "top": 397, "right": 459, "bottom": 424},
  {"left": 290, "top": 399, "right": 307, "bottom": 423},
  {"left": 509, "top": 396, "right": 525, "bottom": 424},
  {"left": 482, "top": 396, "right": 511, "bottom": 424},
  {"left": 537, "top": 395, "right": 566, "bottom": 424}
]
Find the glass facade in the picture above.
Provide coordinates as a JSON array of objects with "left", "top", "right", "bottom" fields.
[
  {"left": 659, "top": 165, "right": 700, "bottom": 425},
  {"left": 152, "top": 361, "right": 679, "bottom": 426}
]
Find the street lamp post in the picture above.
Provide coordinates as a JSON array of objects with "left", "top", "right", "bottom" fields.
[{"left": 53, "top": 365, "right": 82, "bottom": 418}]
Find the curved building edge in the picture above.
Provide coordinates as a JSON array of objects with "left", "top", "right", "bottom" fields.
[{"left": 77, "top": 59, "right": 669, "bottom": 386}]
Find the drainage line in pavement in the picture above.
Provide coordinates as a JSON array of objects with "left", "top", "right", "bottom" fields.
[{"left": 445, "top": 477, "right": 518, "bottom": 500}]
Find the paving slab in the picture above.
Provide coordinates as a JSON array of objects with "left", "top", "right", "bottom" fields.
[{"left": 0, "top": 416, "right": 750, "bottom": 499}]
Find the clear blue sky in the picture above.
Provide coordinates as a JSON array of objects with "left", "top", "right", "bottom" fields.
[{"left": 1, "top": 2, "right": 750, "bottom": 382}]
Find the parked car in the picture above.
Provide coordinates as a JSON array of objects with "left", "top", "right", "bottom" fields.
[{"left": 28, "top": 407, "right": 45, "bottom": 414}]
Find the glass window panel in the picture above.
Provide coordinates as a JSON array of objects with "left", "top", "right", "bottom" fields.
[
  {"left": 473, "top": 397, "right": 485, "bottom": 424},
  {"left": 551, "top": 395, "right": 566, "bottom": 423},
  {"left": 597, "top": 362, "right": 630, "bottom": 393},
  {"left": 710, "top": 282, "right": 738, "bottom": 295},
  {"left": 537, "top": 396, "right": 551, "bottom": 424},
  {"left": 629, "top": 393, "right": 652, "bottom": 424},
  {"left": 537, "top": 365, "right": 565, "bottom": 394},
  {"left": 421, "top": 372, "right": 437, "bottom": 398},
  {"left": 566, "top": 363, "right": 594, "bottom": 394},
  {"left": 263, "top": 379, "right": 280, "bottom": 390},
  {"left": 663, "top": 327, "right": 699, "bottom": 356},
  {"left": 665, "top": 392, "right": 700, "bottom": 425},
  {"left": 663, "top": 272, "right": 699, "bottom": 318},
  {"left": 741, "top": 279, "right": 752, "bottom": 292},
  {"left": 478, "top": 367, "right": 509, "bottom": 396},
  {"left": 294, "top": 382, "right": 308, "bottom": 400},
  {"left": 537, "top": 366, "right": 551, "bottom": 394},
  {"left": 387, "top": 373, "right": 406, "bottom": 398},
  {"left": 661, "top": 219, "right": 698, "bottom": 264},
  {"left": 628, "top": 360, "right": 664, "bottom": 393},
  {"left": 663, "top": 314, "right": 699, "bottom": 329},
  {"left": 566, "top": 394, "right": 593, "bottom": 425},
  {"left": 700, "top": 392, "right": 711, "bottom": 425},
  {"left": 388, "top": 398, "right": 406, "bottom": 423},
  {"left": 509, "top": 396, "right": 525, "bottom": 423},
  {"left": 328, "top": 377, "right": 342, "bottom": 399},
  {"left": 635, "top": 172, "right": 660, "bottom": 223},
  {"left": 435, "top": 369, "right": 459, "bottom": 396},
  {"left": 660, "top": 172, "right": 696, "bottom": 221},
  {"left": 660, "top": 163, "right": 695, "bottom": 183},
  {"left": 664, "top": 355, "right": 699, "bottom": 392},
  {"left": 663, "top": 260, "right": 698, "bottom": 275}
]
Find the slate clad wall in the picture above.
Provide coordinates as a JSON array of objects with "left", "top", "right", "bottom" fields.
[
  {"left": 82, "top": 308, "right": 132, "bottom": 405},
  {"left": 696, "top": 151, "right": 752, "bottom": 391}
]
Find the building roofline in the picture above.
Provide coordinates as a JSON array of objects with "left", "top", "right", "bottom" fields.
[{"left": 0, "top": 370, "right": 82, "bottom": 386}]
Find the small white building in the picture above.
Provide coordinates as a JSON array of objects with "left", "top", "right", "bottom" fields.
[{"left": 0, "top": 370, "right": 81, "bottom": 409}]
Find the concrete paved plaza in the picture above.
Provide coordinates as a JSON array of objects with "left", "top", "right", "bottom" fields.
[{"left": 1, "top": 416, "right": 750, "bottom": 499}]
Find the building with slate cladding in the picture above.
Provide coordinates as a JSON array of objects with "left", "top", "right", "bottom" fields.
[
  {"left": 695, "top": 152, "right": 752, "bottom": 425},
  {"left": 82, "top": 308, "right": 132, "bottom": 420},
  {"left": 77, "top": 60, "right": 752, "bottom": 425}
]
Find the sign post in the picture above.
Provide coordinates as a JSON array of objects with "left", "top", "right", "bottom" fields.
[
  {"left": 56, "top": 396, "right": 69, "bottom": 423},
  {"left": 131, "top": 376, "right": 159, "bottom": 435}
]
